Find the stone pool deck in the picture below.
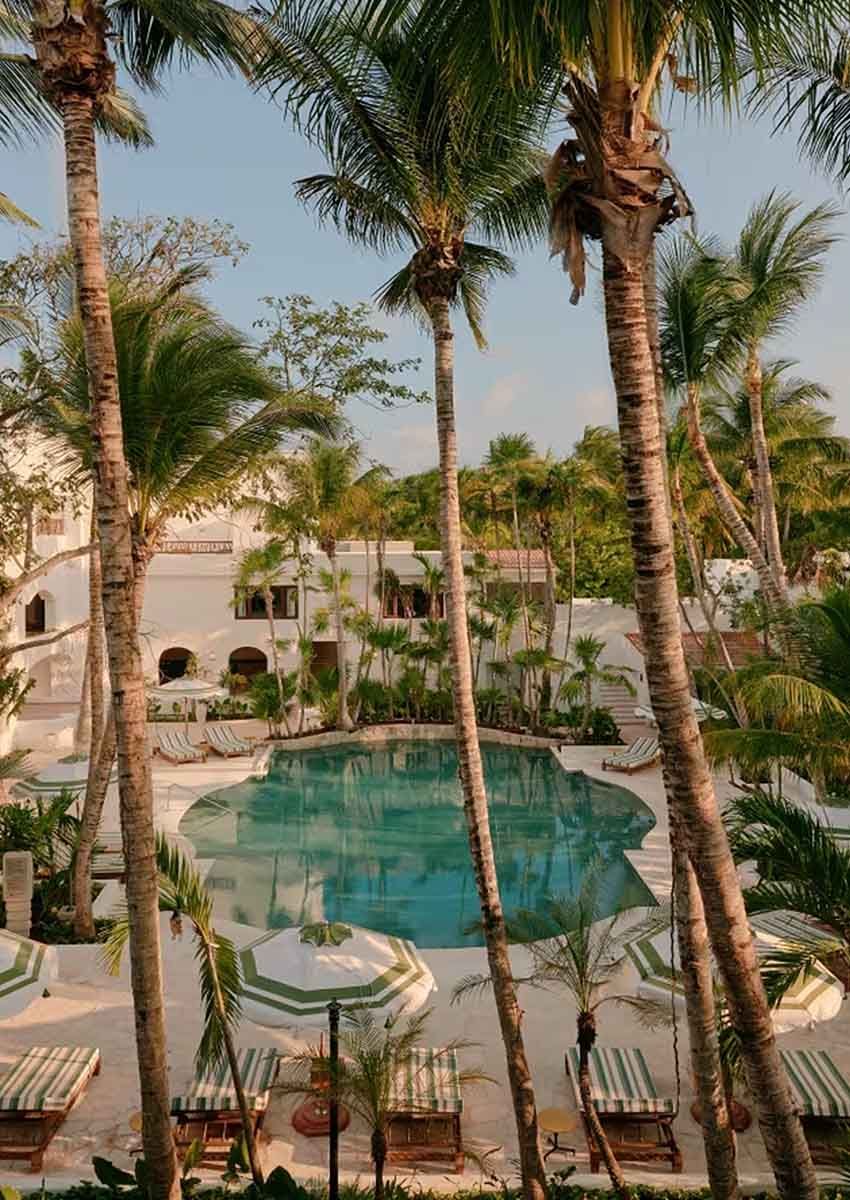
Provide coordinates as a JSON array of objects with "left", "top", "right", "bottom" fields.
[{"left": 4, "top": 730, "right": 847, "bottom": 1191}]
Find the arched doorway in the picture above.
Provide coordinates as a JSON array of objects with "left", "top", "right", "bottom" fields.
[
  {"left": 159, "top": 646, "right": 192, "bottom": 684},
  {"left": 229, "top": 646, "right": 268, "bottom": 685}
]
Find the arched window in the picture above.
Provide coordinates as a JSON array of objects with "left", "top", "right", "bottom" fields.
[
  {"left": 228, "top": 646, "right": 268, "bottom": 683},
  {"left": 158, "top": 646, "right": 192, "bottom": 684},
  {"left": 25, "top": 594, "right": 46, "bottom": 635}
]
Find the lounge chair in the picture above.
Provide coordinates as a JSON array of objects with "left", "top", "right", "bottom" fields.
[
  {"left": 54, "top": 830, "right": 126, "bottom": 881},
  {"left": 205, "top": 724, "right": 252, "bottom": 757},
  {"left": 386, "top": 1046, "right": 464, "bottom": 1173},
  {"left": 155, "top": 729, "right": 206, "bottom": 764},
  {"left": 565, "top": 1046, "right": 682, "bottom": 1174},
  {"left": 781, "top": 1048, "right": 850, "bottom": 1163},
  {"left": 171, "top": 1047, "right": 278, "bottom": 1165},
  {"left": 0, "top": 1045, "right": 101, "bottom": 1172},
  {"left": 601, "top": 736, "right": 660, "bottom": 774}
]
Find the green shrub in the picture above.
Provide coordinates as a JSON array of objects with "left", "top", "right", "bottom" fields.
[{"left": 551, "top": 705, "right": 622, "bottom": 745}]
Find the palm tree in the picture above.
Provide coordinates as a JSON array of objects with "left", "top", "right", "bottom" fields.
[
  {"left": 103, "top": 835, "right": 263, "bottom": 1186},
  {"left": 234, "top": 541, "right": 292, "bottom": 736},
  {"left": 255, "top": 13, "right": 553, "bottom": 1193},
  {"left": 560, "top": 634, "right": 635, "bottom": 744},
  {"left": 730, "top": 193, "right": 840, "bottom": 595},
  {"left": 24, "top": 6, "right": 258, "bottom": 1192},
  {"left": 484, "top": 433, "right": 541, "bottom": 653},
  {"left": 39, "top": 278, "right": 324, "bottom": 1005}
]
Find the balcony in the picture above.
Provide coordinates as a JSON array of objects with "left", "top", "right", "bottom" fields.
[{"left": 157, "top": 540, "right": 233, "bottom": 555}]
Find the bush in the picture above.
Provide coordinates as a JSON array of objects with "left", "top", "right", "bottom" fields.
[{"left": 551, "top": 705, "right": 622, "bottom": 745}]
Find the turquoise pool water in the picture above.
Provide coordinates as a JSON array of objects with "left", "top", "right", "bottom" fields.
[{"left": 179, "top": 740, "right": 656, "bottom": 948}]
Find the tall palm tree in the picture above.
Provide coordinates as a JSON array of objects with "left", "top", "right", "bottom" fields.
[
  {"left": 255, "top": 11, "right": 552, "bottom": 1194},
  {"left": 234, "top": 540, "right": 292, "bottom": 736},
  {"left": 338, "top": 3, "right": 835, "bottom": 1194},
  {"left": 730, "top": 193, "right": 840, "bottom": 595},
  {"left": 23, "top": 5, "right": 258, "bottom": 1193},
  {"left": 484, "top": 433, "right": 541, "bottom": 653},
  {"left": 38, "top": 278, "right": 325, "bottom": 1017},
  {"left": 278, "top": 439, "right": 363, "bottom": 731}
]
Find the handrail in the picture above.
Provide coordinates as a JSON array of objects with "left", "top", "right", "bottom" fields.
[{"left": 157, "top": 540, "right": 233, "bottom": 555}]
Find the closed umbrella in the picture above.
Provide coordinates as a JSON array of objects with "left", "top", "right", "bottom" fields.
[
  {"left": 0, "top": 930, "right": 58, "bottom": 1019},
  {"left": 239, "top": 920, "right": 436, "bottom": 1028},
  {"left": 624, "top": 909, "right": 843, "bottom": 1034},
  {"left": 148, "top": 676, "right": 227, "bottom": 733}
]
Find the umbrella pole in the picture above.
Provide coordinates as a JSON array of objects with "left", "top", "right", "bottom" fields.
[{"left": 328, "top": 998, "right": 340, "bottom": 1200}]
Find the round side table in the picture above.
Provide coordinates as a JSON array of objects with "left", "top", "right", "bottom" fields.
[{"left": 538, "top": 1106, "right": 578, "bottom": 1161}]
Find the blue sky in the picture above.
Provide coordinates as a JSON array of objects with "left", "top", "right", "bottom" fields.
[{"left": 4, "top": 62, "right": 849, "bottom": 475}]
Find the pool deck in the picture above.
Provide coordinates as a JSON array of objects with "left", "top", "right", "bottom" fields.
[{"left": 6, "top": 728, "right": 848, "bottom": 1191}]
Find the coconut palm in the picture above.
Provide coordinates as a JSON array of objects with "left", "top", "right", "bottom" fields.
[
  {"left": 20, "top": 6, "right": 260, "bottom": 1191},
  {"left": 38, "top": 277, "right": 326, "bottom": 967},
  {"left": 729, "top": 193, "right": 840, "bottom": 595},
  {"left": 255, "top": 12, "right": 553, "bottom": 1191},
  {"left": 234, "top": 541, "right": 293, "bottom": 736},
  {"left": 484, "top": 433, "right": 541, "bottom": 653},
  {"left": 103, "top": 835, "right": 263, "bottom": 1186},
  {"left": 560, "top": 634, "right": 635, "bottom": 744}
]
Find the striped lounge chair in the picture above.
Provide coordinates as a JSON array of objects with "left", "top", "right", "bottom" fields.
[
  {"left": 54, "top": 830, "right": 126, "bottom": 881},
  {"left": 205, "top": 724, "right": 252, "bottom": 757},
  {"left": 781, "top": 1048, "right": 850, "bottom": 1163},
  {"left": 601, "top": 737, "right": 660, "bottom": 775},
  {"left": 171, "top": 1047, "right": 278, "bottom": 1164},
  {"left": 386, "top": 1047, "right": 465, "bottom": 1172},
  {"left": 566, "top": 1046, "right": 682, "bottom": 1173},
  {"left": 155, "top": 729, "right": 206, "bottom": 764},
  {"left": 0, "top": 1045, "right": 101, "bottom": 1172}
]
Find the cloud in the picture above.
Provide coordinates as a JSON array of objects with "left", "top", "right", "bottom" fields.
[
  {"left": 573, "top": 387, "right": 615, "bottom": 424},
  {"left": 366, "top": 421, "right": 436, "bottom": 473},
  {"left": 481, "top": 372, "right": 529, "bottom": 417}
]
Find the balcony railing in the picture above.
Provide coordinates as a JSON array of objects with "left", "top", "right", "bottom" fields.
[{"left": 157, "top": 540, "right": 233, "bottom": 555}]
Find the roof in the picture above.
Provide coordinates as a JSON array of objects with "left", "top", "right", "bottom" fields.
[
  {"left": 484, "top": 549, "right": 551, "bottom": 570},
  {"left": 625, "top": 630, "right": 764, "bottom": 669}
]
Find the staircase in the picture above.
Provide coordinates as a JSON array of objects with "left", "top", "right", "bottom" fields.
[{"left": 597, "top": 681, "right": 640, "bottom": 736}]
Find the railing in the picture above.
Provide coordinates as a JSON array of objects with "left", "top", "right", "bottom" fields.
[{"left": 157, "top": 540, "right": 233, "bottom": 555}]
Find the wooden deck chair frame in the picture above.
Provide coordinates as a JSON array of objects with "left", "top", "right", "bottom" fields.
[
  {"left": 386, "top": 1111, "right": 464, "bottom": 1173},
  {"left": 0, "top": 1052, "right": 101, "bottom": 1172},
  {"left": 565, "top": 1052, "right": 682, "bottom": 1174},
  {"left": 601, "top": 737, "right": 661, "bottom": 775},
  {"left": 156, "top": 730, "right": 206, "bottom": 764},
  {"left": 173, "top": 1107, "right": 268, "bottom": 1165}
]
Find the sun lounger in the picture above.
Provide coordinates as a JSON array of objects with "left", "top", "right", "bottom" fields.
[
  {"left": 205, "top": 724, "right": 252, "bottom": 757},
  {"left": 601, "top": 737, "right": 660, "bottom": 774},
  {"left": 566, "top": 1046, "right": 682, "bottom": 1173},
  {"left": 171, "top": 1047, "right": 278, "bottom": 1165},
  {"left": 781, "top": 1048, "right": 850, "bottom": 1163},
  {"left": 54, "top": 830, "right": 126, "bottom": 880},
  {"left": 155, "top": 729, "right": 206, "bottom": 764},
  {"left": 386, "top": 1046, "right": 464, "bottom": 1172},
  {"left": 0, "top": 1045, "right": 101, "bottom": 1172}
]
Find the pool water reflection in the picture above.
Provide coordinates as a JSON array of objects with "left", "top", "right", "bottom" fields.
[{"left": 179, "top": 740, "right": 656, "bottom": 948}]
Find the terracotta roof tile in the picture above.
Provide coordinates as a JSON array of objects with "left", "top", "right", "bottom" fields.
[
  {"left": 484, "top": 549, "right": 551, "bottom": 569},
  {"left": 625, "top": 630, "right": 764, "bottom": 669}
]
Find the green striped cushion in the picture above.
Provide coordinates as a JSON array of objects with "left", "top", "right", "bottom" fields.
[
  {"left": 171, "top": 1048, "right": 278, "bottom": 1114},
  {"left": 603, "top": 739, "right": 658, "bottom": 765},
  {"left": 0, "top": 1046, "right": 100, "bottom": 1113},
  {"left": 566, "top": 1046, "right": 674, "bottom": 1115},
  {"left": 389, "top": 1047, "right": 463, "bottom": 1114},
  {"left": 781, "top": 1049, "right": 850, "bottom": 1118}
]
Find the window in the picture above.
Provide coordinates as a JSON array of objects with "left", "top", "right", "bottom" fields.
[
  {"left": 234, "top": 585, "right": 298, "bottom": 620},
  {"left": 36, "top": 515, "right": 65, "bottom": 536},
  {"left": 383, "top": 587, "right": 444, "bottom": 619},
  {"left": 25, "top": 594, "right": 46, "bottom": 635}
]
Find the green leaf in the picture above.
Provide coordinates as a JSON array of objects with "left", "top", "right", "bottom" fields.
[
  {"left": 181, "top": 1137, "right": 207, "bottom": 1173},
  {"left": 92, "top": 1156, "right": 137, "bottom": 1191}
]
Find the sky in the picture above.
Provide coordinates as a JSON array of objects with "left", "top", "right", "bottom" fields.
[{"left": 4, "top": 58, "right": 849, "bottom": 477}]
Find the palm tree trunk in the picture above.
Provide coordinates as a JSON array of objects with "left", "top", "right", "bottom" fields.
[
  {"left": 576, "top": 1015, "right": 630, "bottom": 1197},
  {"left": 58, "top": 90, "right": 179, "bottom": 1199},
  {"left": 329, "top": 550, "right": 353, "bottom": 730},
  {"left": 579, "top": 676, "right": 592, "bottom": 743},
  {"left": 684, "top": 385, "right": 789, "bottom": 619},
  {"left": 670, "top": 809, "right": 740, "bottom": 1200},
  {"left": 264, "top": 588, "right": 287, "bottom": 737},
  {"left": 372, "top": 1128, "right": 387, "bottom": 1200},
  {"left": 540, "top": 523, "right": 556, "bottom": 714},
  {"left": 747, "top": 346, "right": 787, "bottom": 594},
  {"left": 602, "top": 241, "right": 816, "bottom": 1200},
  {"left": 427, "top": 293, "right": 546, "bottom": 1200},
  {"left": 74, "top": 643, "right": 92, "bottom": 755}
]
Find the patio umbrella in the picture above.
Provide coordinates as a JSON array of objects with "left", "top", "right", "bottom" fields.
[
  {"left": 624, "top": 909, "right": 844, "bottom": 1034},
  {"left": 148, "top": 677, "right": 227, "bottom": 733},
  {"left": 634, "top": 697, "right": 726, "bottom": 725},
  {"left": 239, "top": 920, "right": 436, "bottom": 1029},
  {"left": 0, "top": 930, "right": 58, "bottom": 1019},
  {"left": 11, "top": 756, "right": 116, "bottom": 807}
]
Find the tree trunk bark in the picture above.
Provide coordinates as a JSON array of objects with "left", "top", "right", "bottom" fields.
[
  {"left": 747, "top": 345, "right": 787, "bottom": 596},
  {"left": 601, "top": 241, "right": 816, "bottom": 1200},
  {"left": 59, "top": 92, "right": 179, "bottom": 1200},
  {"left": 372, "top": 1129, "right": 387, "bottom": 1200},
  {"left": 264, "top": 588, "right": 287, "bottom": 737},
  {"left": 577, "top": 1018, "right": 630, "bottom": 1197},
  {"left": 330, "top": 550, "right": 353, "bottom": 730},
  {"left": 427, "top": 295, "right": 546, "bottom": 1200},
  {"left": 74, "top": 642, "right": 92, "bottom": 755},
  {"left": 670, "top": 807, "right": 740, "bottom": 1200}
]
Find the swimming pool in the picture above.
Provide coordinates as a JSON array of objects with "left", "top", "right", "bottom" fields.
[{"left": 179, "top": 739, "right": 656, "bottom": 948}]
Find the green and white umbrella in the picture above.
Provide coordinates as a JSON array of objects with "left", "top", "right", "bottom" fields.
[
  {"left": 624, "top": 909, "right": 844, "bottom": 1034},
  {"left": 239, "top": 921, "right": 436, "bottom": 1028},
  {"left": 0, "top": 930, "right": 58, "bottom": 1019},
  {"left": 634, "top": 698, "right": 726, "bottom": 725}
]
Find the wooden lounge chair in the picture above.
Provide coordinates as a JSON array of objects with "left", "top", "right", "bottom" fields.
[
  {"left": 386, "top": 1046, "right": 464, "bottom": 1173},
  {"left": 206, "top": 723, "right": 252, "bottom": 757},
  {"left": 171, "top": 1047, "right": 278, "bottom": 1165},
  {"left": 565, "top": 1046, "right": 682, "bottom": 1174},
  {"left": 781, "top": 1048, "right": 850, "bottom": 1163},
  {"left": 0, "top": 1045, "right": 101, "bottom": 1172},
  {"left": 155, "top": 729, "right": 206, "bottom": 764},
  {"left": 54, "top": 830, "right": 126, "bottom": 881},
  {"left": 601, "top": 737, "right": 660, "bottom": 775}
]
